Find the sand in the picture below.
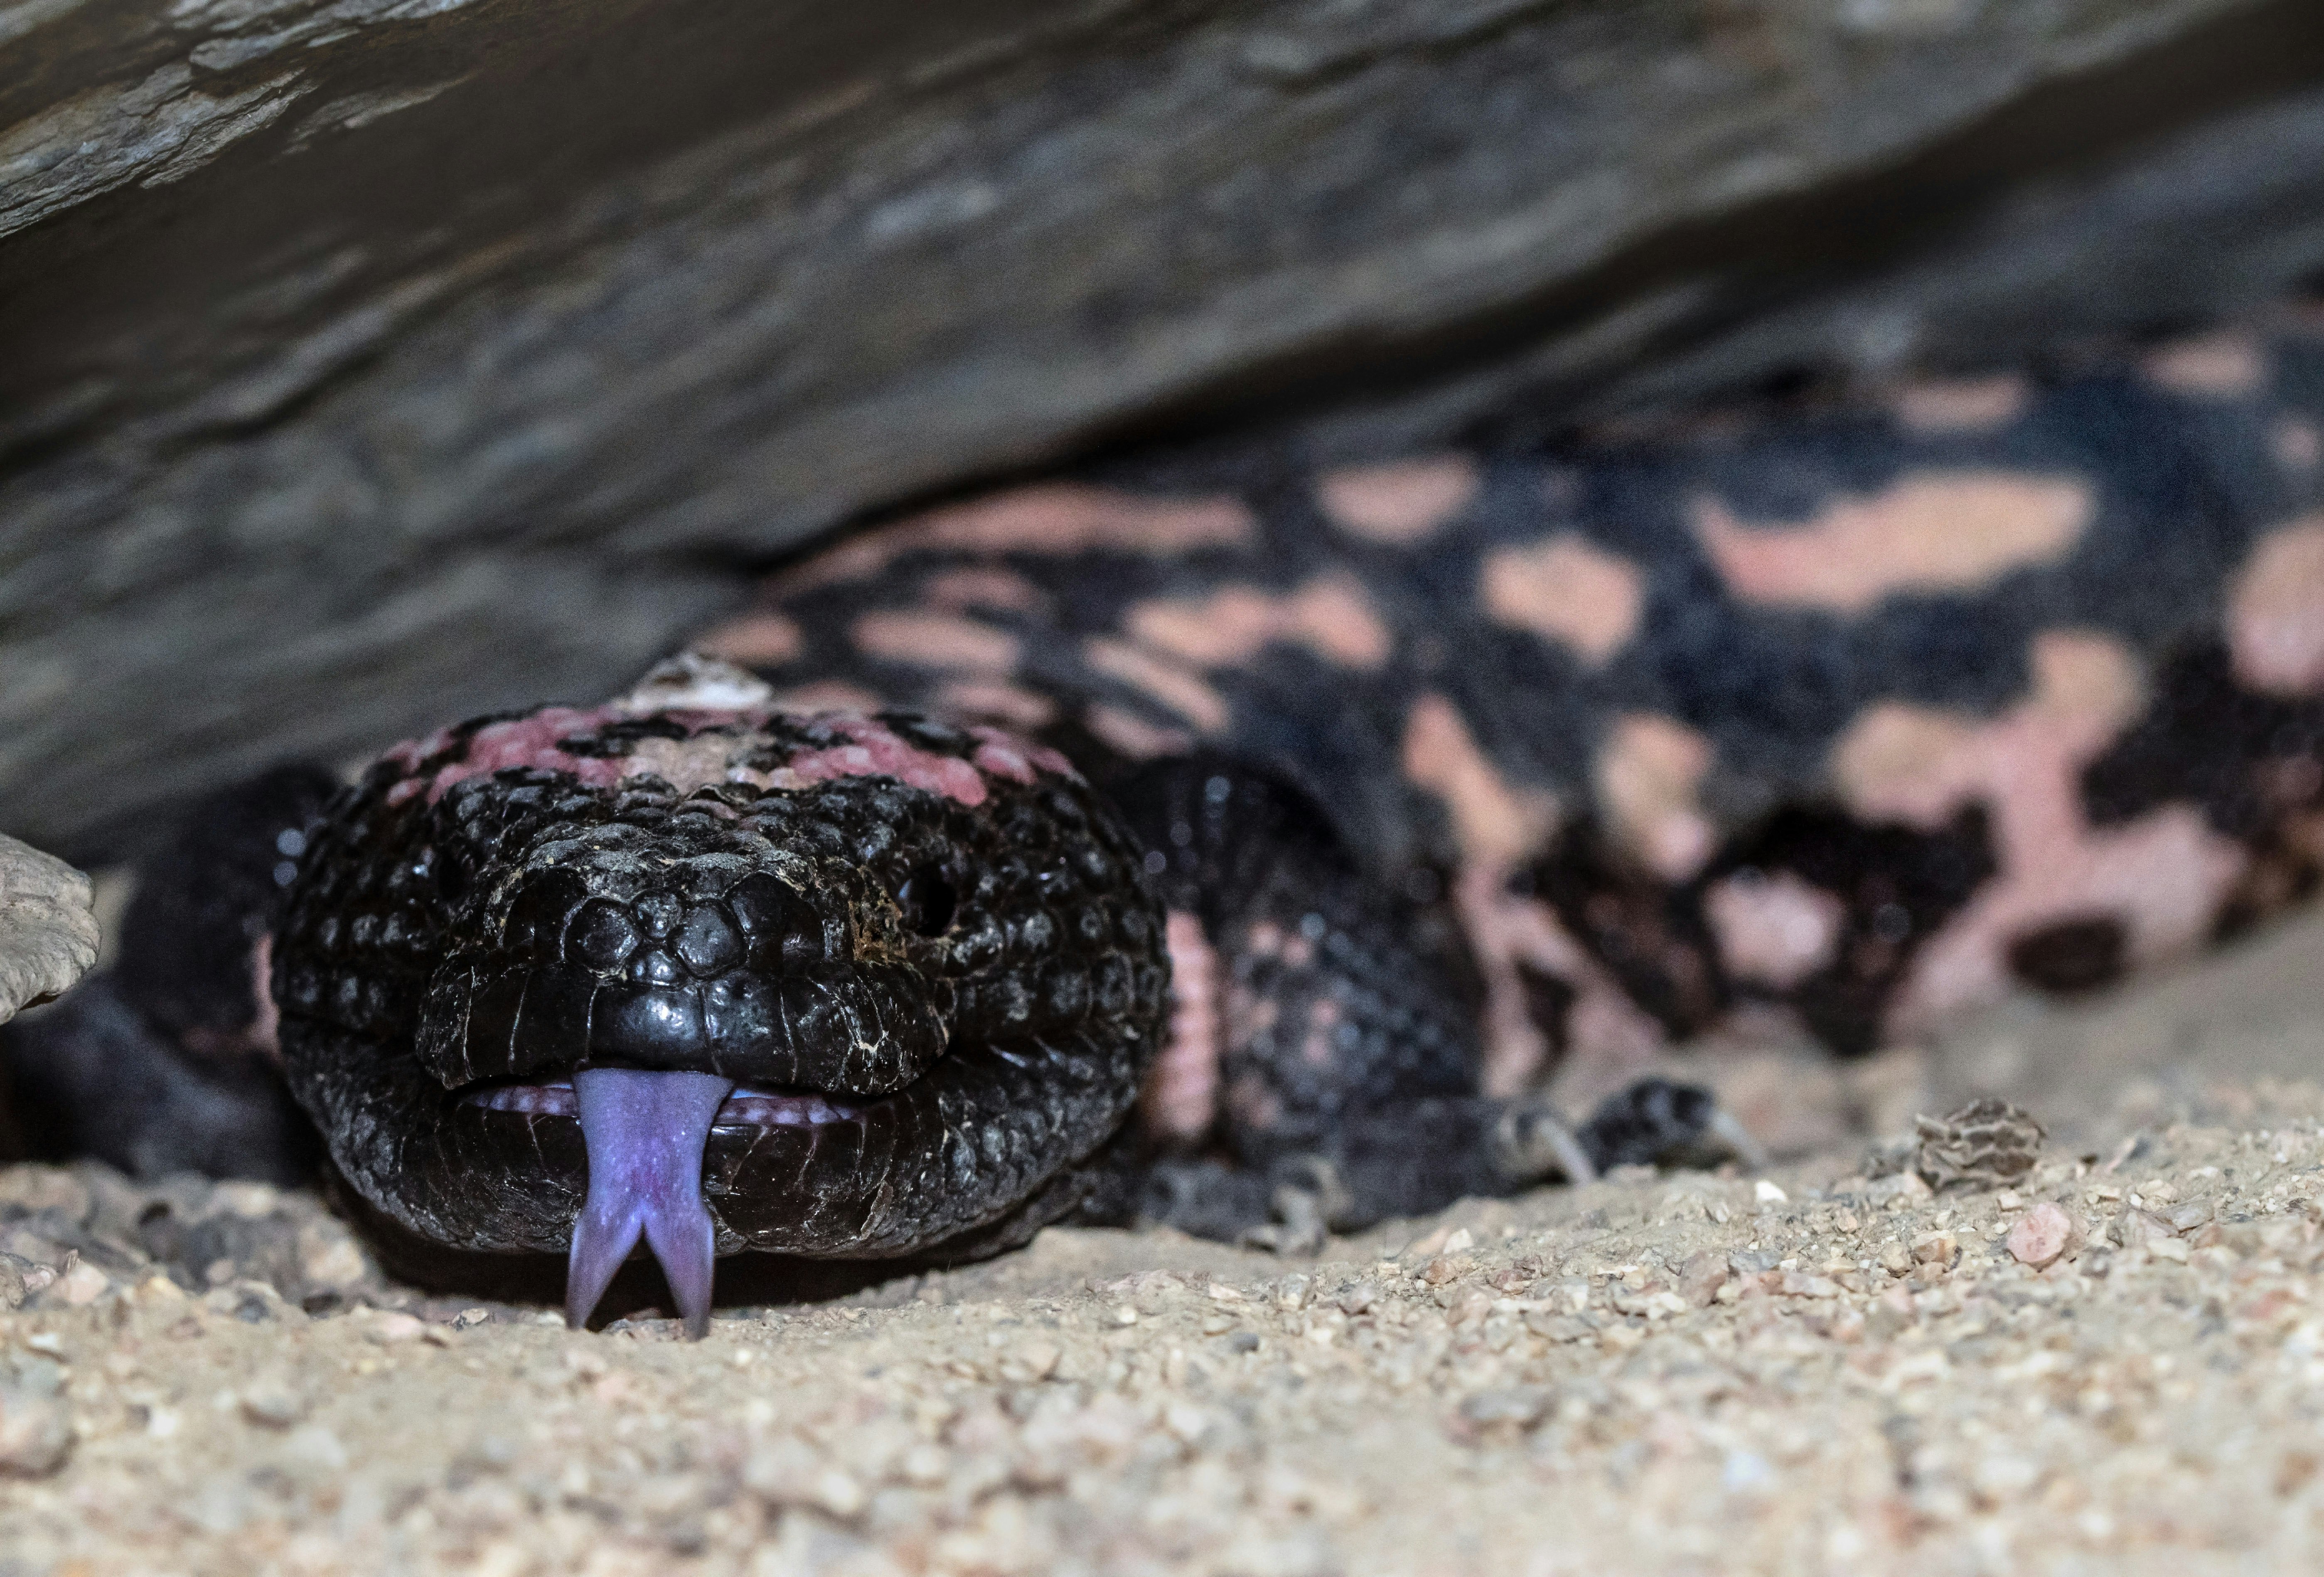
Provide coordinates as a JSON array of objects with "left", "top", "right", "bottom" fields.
[{"left": 10, "top": 907, "right": 2324, "bottom": 1576}]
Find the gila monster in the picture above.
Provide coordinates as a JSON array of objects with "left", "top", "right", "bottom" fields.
[{"left": 10, "top": 305, "right": 2324, "bottom": 1335}]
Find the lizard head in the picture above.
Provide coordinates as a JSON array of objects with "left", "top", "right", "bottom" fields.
[{"left": 272, "top": 669, "right": 1166, "bottom": 1334}]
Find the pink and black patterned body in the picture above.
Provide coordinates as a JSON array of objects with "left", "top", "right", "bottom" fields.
[
  {"left": 701, "top": 310, "right": 2324, "bottom": 1150},
  {"left": 14, "top": 307, "right": 2324, "bottom": 1325}
]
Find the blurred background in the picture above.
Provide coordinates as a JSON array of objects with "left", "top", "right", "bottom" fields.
[{"left": 6, "top": 0, "right": 2324, "bottom": 865}]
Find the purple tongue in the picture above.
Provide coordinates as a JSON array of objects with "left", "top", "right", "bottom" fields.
[{"left": 567, "top": 1068, "right": 734, "bottom": 1338}]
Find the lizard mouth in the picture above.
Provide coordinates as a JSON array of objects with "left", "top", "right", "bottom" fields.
[
  {"left": 456, "top": 1068, "right": 863, "bottom": 1333},
  {"left": 461, "top": 1075, "right": 856, "bottom": 1127}
]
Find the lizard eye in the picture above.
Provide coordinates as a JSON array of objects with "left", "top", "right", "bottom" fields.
[{"left": 895, "top": 867, "right": 956, "bottom": 936}]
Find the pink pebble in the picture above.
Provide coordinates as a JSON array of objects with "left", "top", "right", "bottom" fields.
[{"left": 2006, "top": 1201, "right": 2076, "bottom": 1268}]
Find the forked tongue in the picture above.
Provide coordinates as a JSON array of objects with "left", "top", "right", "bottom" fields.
[{"left": 567, "top": 1068, "right": 734, "bottom": 1338}]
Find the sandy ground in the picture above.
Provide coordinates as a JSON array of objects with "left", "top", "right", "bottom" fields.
[{"left": 11, "top": 911, "right": 2324, "bottom": 1576}]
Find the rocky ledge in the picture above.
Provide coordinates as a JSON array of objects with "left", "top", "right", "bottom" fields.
[{"left": 7, "top": 0, "right": 2324, "bottom": 858}]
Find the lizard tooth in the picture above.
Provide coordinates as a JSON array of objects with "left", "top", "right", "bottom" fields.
[{"left": 566, "top": 1068, "right": 735, "bottom": 1338}]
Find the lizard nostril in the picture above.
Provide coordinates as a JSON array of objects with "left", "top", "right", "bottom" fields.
[
  {"left": 895, "top": 867, "right": 956, "bottom": 936},
  {"left": 569, "top": 899, "right": 639, "bottom": 970},
  {"left": 673, "top": 904, "right": 743, "bottom": 975}
]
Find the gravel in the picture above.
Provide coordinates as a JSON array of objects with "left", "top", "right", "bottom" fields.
[{"left": 13, "top": 910, "right": 2324, "bottom": 1572}]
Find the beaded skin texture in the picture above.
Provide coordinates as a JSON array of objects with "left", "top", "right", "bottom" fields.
[
  {"left": 11, "top": 309, "right": 2324, "bottom": 1301},
  {"left": 704, "top": 311, "right": 2324, "bottom": 1118},
  {"left": 275, "top": 707, "right": 1170, "bottom": 1266}
]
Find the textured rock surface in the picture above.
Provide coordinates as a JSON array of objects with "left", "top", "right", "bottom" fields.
[
  {"left": 7, "top": 0, "right": 2324, "bottom": 858},
  {"left": 0, "top": 838, "right": 94, "bottom": 1027}
]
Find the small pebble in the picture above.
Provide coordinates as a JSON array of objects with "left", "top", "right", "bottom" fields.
[
  {"left": 2167, "top": 1202, "right": 2212, "bottom": 1233},
  {"left": 2006, "top": 1202, "right": 2076, "bottom": 1268},
  {"left": 1866, "top": 1171, "right": 1933, "bottom": 1206},
  {"left": 239, "top": 1378, "right": 307, "bottom": 1429},
  {"left": 298, "top": 1231, "right": 372, "bottom": 1292},
  {"left": 1675, "top": 1250, "right": 1728, "bottom": 1304},
  {"left": 363, "top": 1311, "right": 429, "bottom": 1344},
  {"left": 57, "top": 1260, "right": 108, "bottom": 1307},
  {"left": 997, "top": 1340, "right": 1060, "bottom": 1383},
  {"left": 1778, "top": 1271, "right": 1841, "bottom": 1299},
  {"left": 743, "top": 1437, "right": 863, "bottom": 1518},
  {"left": 1523, "top": 1310, "right": 1594, "bottom": 1343},
  {"left": 1442, "top": 1286, "right": 1493, "bottom": 1324},
  {"left": 810, "top": 1468, "right": 867, "bottom": 1519},
  {"left": 0, "top": 1386, "right": 72, "bottom": 1477},
  {"left": 1457, "top": 1388, "right": 1547, "bottom": 1430},
  {"left": 1911, "top": 1231, "right": 1959, "bottom": 1267}
]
